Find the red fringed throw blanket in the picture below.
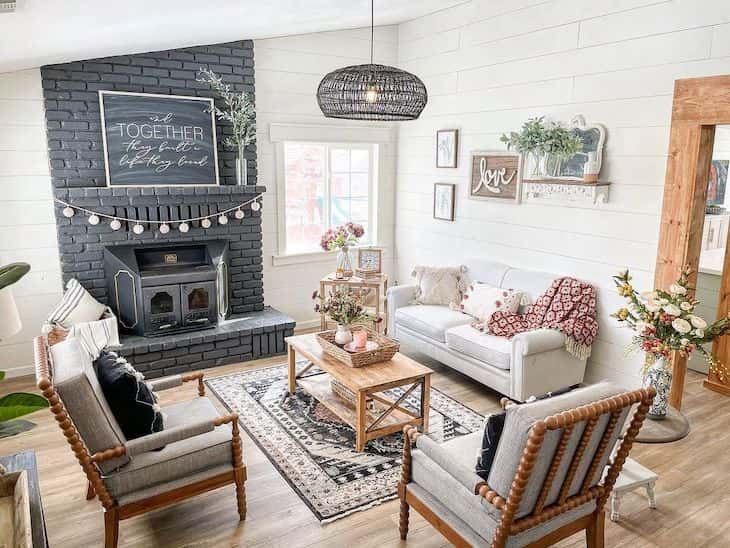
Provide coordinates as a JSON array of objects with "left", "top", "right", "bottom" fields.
[{"left": 488, "top": 277, "right": 598, "bottom": 360}]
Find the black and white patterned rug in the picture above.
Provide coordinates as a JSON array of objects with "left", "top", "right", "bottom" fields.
[{"left": 206, "top": 363, "right": 483, "bottom": 523}]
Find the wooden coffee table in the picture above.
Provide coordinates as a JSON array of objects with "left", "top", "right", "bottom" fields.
[{"left": 285, "top": 333, "right": 433, "bottom": 452}]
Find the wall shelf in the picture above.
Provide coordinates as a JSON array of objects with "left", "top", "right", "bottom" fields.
[{"left": 522, "top": 178, "right": 611, "bottom": 205}]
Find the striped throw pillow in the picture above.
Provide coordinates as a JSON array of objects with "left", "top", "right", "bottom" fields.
[
  {"left": 67, "top": 308, "right": 121, "bottom": 360},
  {"left": 47, "top": 278, "right": 106, "bottom": 329}
]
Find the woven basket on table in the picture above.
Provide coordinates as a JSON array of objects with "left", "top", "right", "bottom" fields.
[{"left": 316, "top": 327, "right": 399, "bottom": 368}]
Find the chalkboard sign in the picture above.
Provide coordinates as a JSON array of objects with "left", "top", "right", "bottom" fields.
[{"left": 99, "top": 91, "right": 219, "bottom": 186}]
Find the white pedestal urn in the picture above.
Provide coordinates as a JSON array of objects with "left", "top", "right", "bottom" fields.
[
  {"left": 643, "top": 357, "right": 672, "bottom": 420},
  {"left": 334, "top": 324, "right": 353, "bottom": 345}
]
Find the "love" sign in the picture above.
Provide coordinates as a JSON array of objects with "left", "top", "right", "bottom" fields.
[{"left": 470, "top": 152, "right": 521, "bottom": 202}]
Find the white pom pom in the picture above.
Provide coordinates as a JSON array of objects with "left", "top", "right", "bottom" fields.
[
  {"left": 62, "top": 206, "right": 75, "bottom": 218},
  {"left": 250, "top": 201, "right": 261, "bottom": 211},
  {"left": 88, "top": 214, "right": 100, "bottom": 225},
  {"left": 132, "top": 223, "right": 145, "bottom": 234},
  {"left": 201, "top": 218, "right": 212, "bottom": 229},
  {"left": 217, "top": 215, "right": 228, "bottom": 225},
  {"left": 178, "top": 222, "right": 190, "bottom": 233},
  {"left": 152, "top": 403, "right": 161, "bottom": 413},
  {"left": 134, "top": 371, "right": 145, "bottom": 382},
  {"left": 234, "top": 209, "right": 244, "bottom": 220},
  {"left": 110, "top": 219, "right": 122, "bottom": 231},
  {"left": 159, "top": 223, "right": 171, "bottom": 234}
]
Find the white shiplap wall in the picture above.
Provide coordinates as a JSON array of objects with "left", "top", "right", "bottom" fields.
[
  {"left": 0, "top": 69, "right": 61, "bottom": 377},
  {"left": 394, "top": 0, "right": 730, "bottom": 386},
  {"left": 254, "top": 27, "right": 399, "bottom": 328}
]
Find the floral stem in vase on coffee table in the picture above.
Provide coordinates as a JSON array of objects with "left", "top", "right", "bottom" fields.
[
  {"left": 313, "top": 286, "right": 376, "bottom": 345},
  {"left": 612, "top": 267, "right": 730, "bottom": 419},
  {"left": 320, "top": 223, "right": 365, "bottom": 279}
]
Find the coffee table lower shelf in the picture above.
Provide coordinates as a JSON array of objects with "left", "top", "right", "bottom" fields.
[{"left": 297, "top": 373, "right": 424, "bottom": 451}]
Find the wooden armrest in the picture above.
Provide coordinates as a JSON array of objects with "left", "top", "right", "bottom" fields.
[
  {"left": 90, "top": 445, "right": 127, "bottom": 464},
  {"left": 182, "top": 372, "right": 205, "bottom": 396},
  {"left": 477, "top": 483, "right": 506, "bottom": 510}
]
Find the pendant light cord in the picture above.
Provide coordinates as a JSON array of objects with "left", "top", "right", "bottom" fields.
[{"left": 370, "top": 0, "right": 374, "bottom": 65}]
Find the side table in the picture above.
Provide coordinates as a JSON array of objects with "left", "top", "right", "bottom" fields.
[
  {"left": 609, "top": 457, "right": 658, "bottom": 522},
  {"left": 0, "top": 451, "right": 49, "bottom": 547},
  {"left": 319, "top": 272, "right": 389, "bottom": 333}
]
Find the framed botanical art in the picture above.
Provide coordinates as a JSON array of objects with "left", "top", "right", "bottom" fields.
[
  {"left": 469, "top": 151, "right": 521, "bottom": 202},
  {"left": 436, "top": 129, "right": 459, "bottom": 168},
  {"left": 433, "top": 183, "right": 456, "bottom": 221}
]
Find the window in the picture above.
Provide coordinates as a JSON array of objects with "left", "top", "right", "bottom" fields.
[{"left": 280, "top": 142, "right": 376, "bottom": 255}]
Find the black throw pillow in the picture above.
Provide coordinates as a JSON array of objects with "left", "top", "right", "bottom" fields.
[
  {"left": 95, "top": 351, "right": 163, "bottom": 441},
  {"left": 475, "top": 385, "right": 578, "bottom": 481}
]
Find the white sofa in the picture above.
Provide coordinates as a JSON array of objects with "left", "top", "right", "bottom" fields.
[{"left": 387, "top": 259, "right": 588, "bottom": 402}]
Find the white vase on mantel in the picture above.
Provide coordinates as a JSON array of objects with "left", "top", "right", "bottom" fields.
[{"left": 334, "top": 324, "right": 353, "bottom": 346}]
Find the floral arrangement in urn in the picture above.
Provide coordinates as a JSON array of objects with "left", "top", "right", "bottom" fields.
[
  {"left": 612, "top": 267, "right": 730, "bottom": 418},
  {"left": 320, "top": 223, "right": 365, "bottom": 278},
  {"left": 313, "top": 287, "right": 375, "bottom": 345}
]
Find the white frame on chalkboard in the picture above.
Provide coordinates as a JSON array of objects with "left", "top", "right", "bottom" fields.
[{"left": 98, "top": 90, "right": 221, "bottom": 187}]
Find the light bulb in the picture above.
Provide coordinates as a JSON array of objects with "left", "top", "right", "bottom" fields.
[
  {"left": 62, "top": 206, "right": 75, "bottom": 218},
  {"left": 218, "top": 215, "right": 228, "bottom": 225},
  {"left": 88, "top": 214, "right": 100, "bottom": 225},
  {"left": 234, "top": 209, "right": 245, "bottom": 220},
  {"left": 250, "top": 201, "right": 261, "bottom": 212},
  {"left": 365, "top": 82, "right": 378, "bottom": 104},
  {"left": 201, "top": 218, "right": 212, "bottom": 229},
  {"left": 159, "top": 223, "right": 171, "bottom": 234},
  {"left": 178, "top": 222, "right": 190, "bottom": 233},
  {"left": 132, "top": 223, "right": 145, "bottom": 235},
  {"left": 110, "top": 219, "right": 122, "bottom": 231}
]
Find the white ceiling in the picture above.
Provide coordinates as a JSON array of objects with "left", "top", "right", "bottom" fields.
[{"left": 0, "top": 0, "right": 467, "bottom": 73}]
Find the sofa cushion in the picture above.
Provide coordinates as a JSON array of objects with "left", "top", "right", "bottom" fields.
[
  {"left": 454, "top": 282, "right": 523, "bottom": 323},
  {"left": 47, "top": 278, "right": 106, "bottom": 329},
  {"left": 50, "top": 337, "right": 130, "bottom": 473},
  {"left": 445, "top": 324, "right": 512, "bottom": 369},
  {"left": 396, "top": 305, "right": 472, "bottom": 342},
  {"left": 412, "top": 265, "right": 467, "bottom": 306},
  {"left": 103, "top": 397, "right": 233, "bottom": 499}
]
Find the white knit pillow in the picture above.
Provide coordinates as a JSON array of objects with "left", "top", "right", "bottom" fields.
[
  {"left": 455, "top": 282, "right": 523, "bottom": 323},
  {"left": 47, "top": 278, "right": 106, "bottom": 329},
  {"left": 412, "top": 265, "right": 467, "bottom": 307},
  {"left": 67, "top": 308, "right": 121, "bottom": 360}
]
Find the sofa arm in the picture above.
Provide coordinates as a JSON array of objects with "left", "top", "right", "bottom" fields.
[
  {"left": 415, "top": 435, "right": 483, "bottom": 494},
  {"left": 386, "top": 284, "right": 416, "bottom": 334},
  {"left": 511, "top": 329, "right": 565, "bottom": 356}
]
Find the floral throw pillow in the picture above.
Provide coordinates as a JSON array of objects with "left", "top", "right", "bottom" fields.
[
  {"left": 455, "top": 282, "right": 523, "bottom": 328},
  {"left": 412, "top": 265, "right": 467, "bottom": 307}
]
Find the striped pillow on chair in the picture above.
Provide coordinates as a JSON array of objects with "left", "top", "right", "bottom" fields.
[{"left": 47, "top": 278, "right": 106, "bottom": 329}]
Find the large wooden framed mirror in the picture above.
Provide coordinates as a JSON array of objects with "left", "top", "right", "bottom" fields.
[{"left": 655, "top": 75, "right": 730, "bottom": 415}]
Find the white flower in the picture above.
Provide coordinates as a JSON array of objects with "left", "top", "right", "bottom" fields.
[
  {"left": 672, "top": 318, "right": 692, "bottom": 334},
  {"left": 663, "top": 303, "right": 681, "bottom": 316},
  {"left": 645, "top": 302, "right": 660, "bottom": 313},
  {"left": 680, "top": 301, "right": 693, "bottom": 311},
  {"left": 695, "top": 329, "right": 705, "bottom": 339},
  {"left": 669, "top": 283, "right": 687, "bottom": 296},
  {"left": 635, "top": 321, "right": 652, "bottom": 335},
  {"left": 688, "top": 315, "right": 707, "bottom": 329},
  {"left": 617, "top": 268, "right": 628, "bottom": 277},
  {"left": 680, "top": 338, "right": 690, "bottom": 346}
]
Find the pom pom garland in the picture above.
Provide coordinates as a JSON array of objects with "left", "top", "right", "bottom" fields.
[{"left": 53, "top": 193, "right": 263, "bottom": 237}]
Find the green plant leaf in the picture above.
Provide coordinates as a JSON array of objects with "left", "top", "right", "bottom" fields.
[
  {"left": 0, "top": 371, "right": 5, "bottom": 381},
  {"left": 0, "top": 262, "right": 31, "bottom": 290},
  {"left": 0, "top": 393, "right": 49, "bottom": 422}
]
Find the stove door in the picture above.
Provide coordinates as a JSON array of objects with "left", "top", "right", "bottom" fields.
[
  {"left": 181, "top": 281, "right": 217, "bottom": 329},
  {"left": 143, "top": 285, "right": 182, "bottom": 335}
]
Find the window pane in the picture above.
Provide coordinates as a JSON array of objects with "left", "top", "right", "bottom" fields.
[
  {"left": 330, "top": 197, "right": 351, "bottom": 226},
  {"left": 284, "top": 143, "right": 326, "bottom": 254},
  {"left": 331, "top": 148, "right": 350, "bottom": 172},
  {"left": 351, "top": 149, "right": 369, "bottom": 172},
  {"left": 331, "top": 173, "right": 349, "bottom": 197},
  {"left": 351, "top": 196, "right": 369, "bottom": 221},
  {"left": 351, "top": 173, "right": 368, "bottom": 196}
]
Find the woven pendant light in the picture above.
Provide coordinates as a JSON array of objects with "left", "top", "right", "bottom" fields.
[{"left": 317, "top": 0, "right": 428, "bottom": 121}]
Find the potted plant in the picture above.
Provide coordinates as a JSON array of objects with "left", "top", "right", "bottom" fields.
[
  {"left": 541, "top": 122, "right": 583, "bottom": 177},
  {"left": 312, "top": 287, "right": 374, "bottom": 345},
  {"left": 0, "top": 263, "right": 49, "bottom": 439},
  {"left": 320, "top": 222, "right": 365, "bottom": 278},
  {"left": 612, "top": 267, "right": 730, "bottom": 419},
  {"left": 500, "top": 117, "right": 548, "bottom": 177},
  {"left": 197, "top": 68, "right": 256, "bottom": 185}
]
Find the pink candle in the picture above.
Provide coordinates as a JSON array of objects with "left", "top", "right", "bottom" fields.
[{"left": 353, "top": 329, "right": 368, "bottom": 349}]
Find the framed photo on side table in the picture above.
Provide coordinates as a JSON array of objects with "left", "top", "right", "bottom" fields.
[
  {"left": 356, "top": 247, "right": 383, "bottom": 277},
  {"left": 436, "top": 129, "right": 459, "bottom": 168},
  {"left": 433, "top": 183, "right": 456, "bottom": 221}
]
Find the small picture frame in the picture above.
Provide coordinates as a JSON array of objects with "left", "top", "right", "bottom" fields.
[
  {"left": 436, "top": 129, "right": 459, "bottom": 168},
  {"left": 433, "top": 183, "right": 456, "bottom": 221},
  {"left": 356, "top": 247, "right": 383, "bottom": 274}
]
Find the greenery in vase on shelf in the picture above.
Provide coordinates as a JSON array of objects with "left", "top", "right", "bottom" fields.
[
  {"left": 320, "top": 222, "right": 365, "bottom": 251},
  {"left": 312, "top": 287, "right": 375, "bottom": 326},
  {"left": 612, "top": 267, "right": 730, "bottom": 381}
]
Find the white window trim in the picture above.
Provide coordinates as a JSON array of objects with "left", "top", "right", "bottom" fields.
[{"left": 270, "top": 123, "right": 394, "bottom": 266}]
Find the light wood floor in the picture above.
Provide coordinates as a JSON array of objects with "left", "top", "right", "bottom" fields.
[{"left": 1, "top": 354, "right": 728, "bottom": 547}]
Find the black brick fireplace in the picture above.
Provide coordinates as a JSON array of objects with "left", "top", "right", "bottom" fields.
[{"left": 42, "top": 40, "right": 295, "bottom": 376}]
